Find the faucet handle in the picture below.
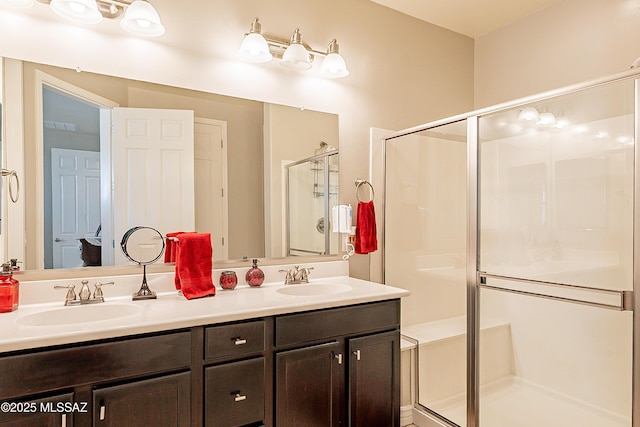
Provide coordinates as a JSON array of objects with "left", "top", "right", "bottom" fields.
[
  {"left": 93, "top": 281, "right": 115, "bottom": 301},
  {"left": 300, "top": 267, "right": 314, "bottom": 282},
  {"left": 54, "top": 284, "right": 76, "bottom": 305},
  {"left": 279, "top": 269, "right": 293, "bottom": 284}
]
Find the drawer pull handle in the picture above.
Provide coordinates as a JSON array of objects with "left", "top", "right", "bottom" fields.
[
  {"left": 61, "top": 414, "right": 67, "bottom": 427},
  {"left": 99, "top": 404, "right": 106, "bottom": 420},
  {"left": 353, "top": 350, "right": 361, "bottom": 361},
  {"left": 234, "top": 338, "right": 247, "bottom": 345},
  {"left": 234, "top": 393, "right": 247, "bottom": 402},
  {"left": 335, "top": 353, "right": 343, "bottom": 365}
]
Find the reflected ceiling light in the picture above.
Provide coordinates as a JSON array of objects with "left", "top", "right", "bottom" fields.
[
  {"left": 50, "top": 0, "right": 102, "bottom": 24},
  {"left": 320, "top": 39, "right": 349, "bottom": 78},
  {"left": 237, "top": 17, "right": 350, "bottom": 78},
  {"left": 120, "top": 0, "right": 164, "bottom": 37},
  {"left": 0, "top": 0, "right": 34, "bottom": 8},
  {"left": 537, "top": 112, "right": 557, "bottom": 127},
  {"left": 518, "top": 107, "right": 539, "bottom": 121},
  {"left": 238, "top": 17, "right": 273, "bottom": 63},
  {"left": 280, "top": 28, "right": 312, "bottom": 69}
]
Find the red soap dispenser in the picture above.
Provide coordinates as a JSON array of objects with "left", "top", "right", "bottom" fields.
[
  {"left": 0, "top": 262, "right": 19, "bottom": 313},
  {"left": 246, "top": 259, "right": 265, "bottom": 287}
]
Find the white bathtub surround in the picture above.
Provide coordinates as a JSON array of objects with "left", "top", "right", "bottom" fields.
[{"left": 0, "top": 260, "right": 409, "bottom": 353}]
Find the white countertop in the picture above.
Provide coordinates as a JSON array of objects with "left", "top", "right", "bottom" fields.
[{"left": 0, "top": 261, "right": 409, "bottom": 353}]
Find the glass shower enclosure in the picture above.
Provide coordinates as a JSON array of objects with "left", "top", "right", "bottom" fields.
[
  {"left": 384, "top": 69, "right": 639, "bottom": 427},
  {"left": 285, "top": 150, "right": 339, "bottom": 256}
]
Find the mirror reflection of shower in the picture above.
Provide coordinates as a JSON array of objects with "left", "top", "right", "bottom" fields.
[{"left": 285, "top": 144, "right": 339, "bottom": 257}]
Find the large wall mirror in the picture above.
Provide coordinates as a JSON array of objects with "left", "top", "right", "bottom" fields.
[{"left": 2, "top": 58, "right": 340, "bottom": 273}]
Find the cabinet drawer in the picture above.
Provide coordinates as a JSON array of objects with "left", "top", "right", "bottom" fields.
[
  {"left": 0, "top": 331, "right": 191, "bottom": 400},
  {"left": 205, "top": 320, "right": 265, "bottom": 361},
  {"left": 275, "top": 300, "right": 400, "bottom": 348},
  {"left": 205, "top": 358, "right": 265, "bottom": 427}
]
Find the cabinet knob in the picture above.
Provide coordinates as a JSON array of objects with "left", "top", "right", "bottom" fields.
[{"left": 234, "top": 393, "right": 247, "bottom": 402}]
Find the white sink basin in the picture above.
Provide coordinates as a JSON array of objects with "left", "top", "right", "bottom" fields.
[
  {"left": 276, "top": 283, "right": 352, "bottom": 296},
  {"left": 17, "top": 304, "right": 142, "bottom": 327}
]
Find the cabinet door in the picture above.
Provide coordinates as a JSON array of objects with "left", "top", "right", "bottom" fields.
[
  {"left": 205, "top": 358, "right": 265, "bottom": 427},
  {"left": 0, "top": 393, "right": 74, "bottom": 427},
  {"left": 93, "top": 372, "right": 190, "bottom": 427},
  {"left": 348, "top": 331, "right": 400, "bottom": 427},
  {"left": 275, "top": 342, "right": 341, "bottom": 427}
]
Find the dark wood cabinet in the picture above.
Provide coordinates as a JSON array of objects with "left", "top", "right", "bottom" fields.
[
  {"left": 93, "top": 372, "right": 190, "bottom": 427},
  {"left": 0, "top": 298, "right": 400, "bottom": 427},
  {"left": 0, "top": 392, "right": 74, "bottom": 427},
  {"left": 348, "top": 331, "right": 400, "bottom": 427},
  {"left": 275, "top": 342, "right": 341, "bottom": 427},
  {"left": 274, "top": 300, "right": 400, "bottom": 427}
]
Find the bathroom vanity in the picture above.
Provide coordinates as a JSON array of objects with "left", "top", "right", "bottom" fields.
[{"left": 0, "top": 261, "right": 408, "bottom": 427}]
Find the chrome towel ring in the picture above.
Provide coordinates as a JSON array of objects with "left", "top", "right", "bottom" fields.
[
  {"left": 1, "top": 169, "right": 19, "bottom": 203},
  {"left": 355, "top": 179, "right": 374, "bottom": 202}
]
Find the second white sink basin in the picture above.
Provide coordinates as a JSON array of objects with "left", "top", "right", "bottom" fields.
[
  {"left": 17, "top": 304, "right": 142, "bottom": 327},
  {"left": 276, "top": 283, "right": 352, "bottom": 296}
]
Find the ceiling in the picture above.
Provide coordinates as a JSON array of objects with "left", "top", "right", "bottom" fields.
[{"left": 370, "top": 0, "right": 561, "bottom": 38}]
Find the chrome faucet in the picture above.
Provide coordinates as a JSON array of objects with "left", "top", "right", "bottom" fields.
[
  {"left": 54, "top": 280, "right": 115, "bottom": 306},
  {"left": 279, "top": 266, "right": 314, "bottom": 284}
]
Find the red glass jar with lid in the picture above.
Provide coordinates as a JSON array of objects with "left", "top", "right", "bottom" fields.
[{"left": 220, "top": 271, "right": 238, "bottom": 290}]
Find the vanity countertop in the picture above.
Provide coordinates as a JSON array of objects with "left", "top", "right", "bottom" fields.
[{"left": 0, "top": 261, "right": 409, "bottom": 353}]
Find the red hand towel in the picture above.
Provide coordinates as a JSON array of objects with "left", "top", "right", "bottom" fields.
[
  {"left": 164, "top": 231, "right": 184, "bottom": 263},
  {"left": 174, "top": 232, "right": 216, "bottom": 299},
  {"left": 355, "top": 201, "right": 377, "bottom": 254}
]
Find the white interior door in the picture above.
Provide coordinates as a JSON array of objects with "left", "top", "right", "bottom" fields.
[
  {"left": 194, "top": 118, "right": 228, "bottom": 260},
  {"left": 51, "top": 148, "right": 101, "bottom": 268},
  {"left": 111, "top": 107, "right": 195, "bottom": 265}
]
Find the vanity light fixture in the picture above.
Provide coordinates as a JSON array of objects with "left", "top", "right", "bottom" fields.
[
  {"left": 1, "top": 0, "right": 165, "bottom": 36},
  {"left": 280, "top": 28, "right": 312, "bottom": 70},
  {"left": 0, "top": 0, "right": 34, "bottom": 8},
  {"left": 237, "top": 17, "right": 273, "bottom": 63},
  {"left": 238, "top": 17, "right": 350, "bottom": 78},
  {"left": 120, "top": 0, "right": 164, "bottom": 37},
  {"left": 50, "top": 0, "right": 102, "bottom": 24}
]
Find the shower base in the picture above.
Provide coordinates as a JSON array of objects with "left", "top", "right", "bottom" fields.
[{"left": 422, "top": 376, "right": 630, "bottom": 427}]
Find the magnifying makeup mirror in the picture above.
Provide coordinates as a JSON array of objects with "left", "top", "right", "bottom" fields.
[{"left": 120, "top": 226, "right": 165, "bottom": 300}]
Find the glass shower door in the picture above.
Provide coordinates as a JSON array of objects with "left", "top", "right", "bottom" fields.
[
  {"left": 385, "top": 120, "right": 468, "bottom": 426},
  {"left": 477, "top": 78, "right": 635, "bottom": 427}
]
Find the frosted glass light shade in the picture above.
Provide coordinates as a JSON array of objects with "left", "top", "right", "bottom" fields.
[
  {"left": 50, "top": 0, "right": 102, "bottom": 24},
  {"left": 518, "top": 107, "right": 539, "bottom": 121},
  {"left": 320, "top": 53, "right": 349, "bottom": 78},
  {"left": 0, "top": 0, "right": 34, "bottom": 8},
  {"left": 537, "top": 112, "right": 557, "bottom": 127},
  {"left": 120, "top": 0, "right": 165, "bottom": 37},
  {"left": 280, "top": 43, "right": 311, "bottom": 70},
  {"left": 238, "top": 33, "right": 273, "bottom": 63}
]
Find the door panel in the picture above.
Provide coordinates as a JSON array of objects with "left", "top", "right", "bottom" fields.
[
  {"left": 51, "top": 148, "right": 101, "bottom": 268},
  {"left": 111, "top": 107, "right": 194, "bottom": 265}
]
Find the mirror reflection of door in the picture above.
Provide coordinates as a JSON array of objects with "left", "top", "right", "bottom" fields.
[
  {"left": 41, "top": 74, "right": 228, "bottom": 269},
  {"left": 50, "top": 148, "right": 101, "bottom": 268}
]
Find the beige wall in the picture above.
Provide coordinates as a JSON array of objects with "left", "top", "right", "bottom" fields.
[
  {"left": 0, "top": 0, "right": 474, "bottom": 277},
  {"left": 475, "top": 0, "right": 640, "bottom": 108}
]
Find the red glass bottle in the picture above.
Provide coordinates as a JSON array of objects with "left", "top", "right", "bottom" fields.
[
  {"left": 245, "top": 259, "right": 264, "bottom": 287},
  {"left": 0, "top": 263, "right": 19, "bottom": 313}
]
